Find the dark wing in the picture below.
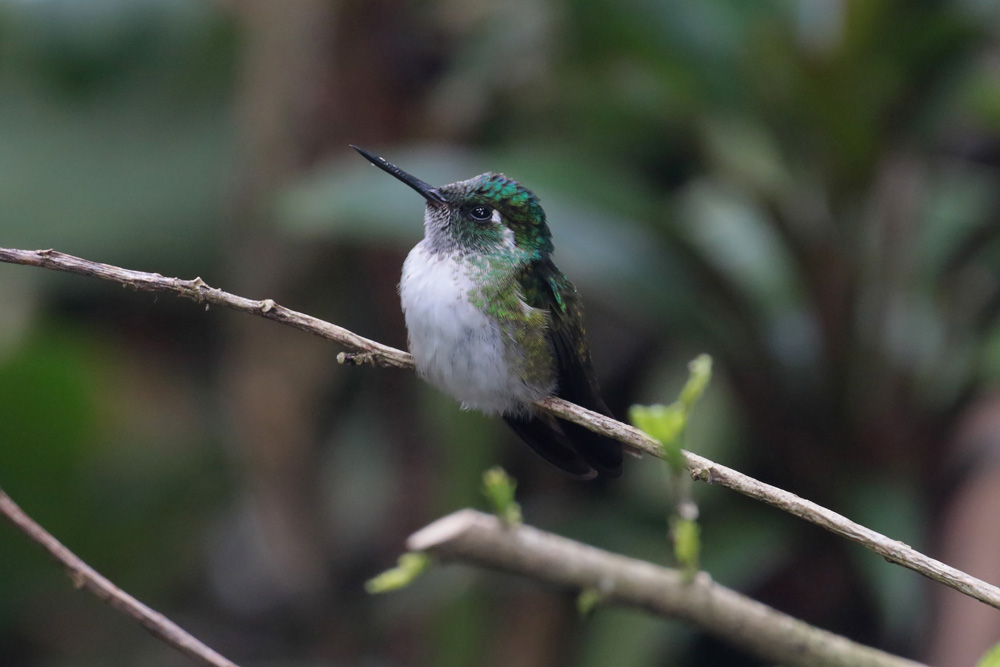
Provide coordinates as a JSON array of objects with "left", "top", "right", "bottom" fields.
[
  {"left": 503, "top": 411, "right": 601, "bottom": 479},
  {"left": 502, "top": 262, "right": 623, "bottom": 479}
]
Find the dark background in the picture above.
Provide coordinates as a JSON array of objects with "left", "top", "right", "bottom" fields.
[{"left": 1, "top": 1, "right": 1000, "bottom": 665}]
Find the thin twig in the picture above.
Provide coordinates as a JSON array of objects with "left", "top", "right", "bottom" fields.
[
  {"left": 2, "top": 246, "right": 1000, "bottom": 612},
  {"left": 540, "top": 396, "right": 1000, "bottom": 609},
  {"left": 0, "top": 247, "right": 411, "bottom": 370},
  {"left": 409, "top": 510, "right": 927, "bottom": 667},
  {"left": 0, "top": 486, "right": 238, "bottom": 667}
]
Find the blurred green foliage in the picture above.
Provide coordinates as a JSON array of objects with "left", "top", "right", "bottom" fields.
[
  {"left": 482, "top": 466, "right": 523, "bottom": 525},
  {"left": 366, "top": 552, "right": 432, "bottom": 594},
  {"left": 979, "top": 640, "right": 1000, "bottom": 667},
  {"left": 630, "top": 353, "right": 712, "bottom": 471},
  {"left": 0, "top": 0, "right": 235, "bottom": 271},
  {"left": 631, "top": 354, "right": 712, "bottom": 577},
  {"left": 1, "top": 0, "right": 999, "bottom": 666}
]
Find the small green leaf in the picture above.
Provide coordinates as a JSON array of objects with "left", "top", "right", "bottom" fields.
[
  {"left": 483, "top": 466, "right": 522, "bottom": 525},
  {"left": 679, "top": 354, "right": 713, "bottom": 412},
  {"left": 629, "top": 354, "right": 713, "bottom": 473},
  {"left": 629, "top": 403, "right": 686, "bottom": 470},
  {"left": 672, "top": 517, "right": 701, "bottom": 580},
  {"left": 577, "top": 588, "right": 604, "bottom": 617},
  {"left": 978, "top": 641, "right": 1000, "bottom": 667},
  {"left": 365, "top": 552, "right": 432, "bottom": 594},
  {"left": 631, "top": 355, "right": 711, "bottom": 573},
  {"left": 629, "top": 404, "right": 685, "bottom": 447}
]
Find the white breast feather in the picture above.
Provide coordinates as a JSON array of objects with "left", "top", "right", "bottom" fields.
[{"left": 399, "top": 242, "right": 550, "bottom": 415}]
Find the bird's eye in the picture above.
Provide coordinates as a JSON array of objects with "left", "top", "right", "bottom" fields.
[{"left": 468, "top": 205, "right": 492, "bottom": 222}]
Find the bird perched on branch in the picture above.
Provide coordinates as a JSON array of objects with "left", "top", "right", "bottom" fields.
[{"left": 353, "top": 146, "right": 623, "bottom": 479}]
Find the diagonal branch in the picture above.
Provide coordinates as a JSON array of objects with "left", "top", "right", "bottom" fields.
[
  {"left": 540, "top": 396, "right": 1000, "bottom": 609},
  {"left": 0, "top": 247, "right": 412, "bottom": 370},
  {"left": 2, "top": 246, "right": 1000, "bottom": 612},
  {"left": 409, "top": 509, "right": 927, "bottom": 667},
  {"left": 0, "top": 486, "right": 238, "bottom": 667}
]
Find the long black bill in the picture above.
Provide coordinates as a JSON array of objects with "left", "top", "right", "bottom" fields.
[{"left": 351, "top": 145, "right": 447, "bottom": 206}]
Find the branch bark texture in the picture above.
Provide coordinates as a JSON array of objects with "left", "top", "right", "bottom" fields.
[
  {"left": 409, "top": 510, "right": 927, "bottom": 667},
  {"left": 3, "top": 247, "right": 1000, "bottom": 614},
  {"left": 0, "top": 486, "right": 238, "bottom": 667}
]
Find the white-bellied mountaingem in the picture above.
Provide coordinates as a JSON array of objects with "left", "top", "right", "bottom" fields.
[{"left": 353, "top": 145, "right": 623, "bottom": 479}]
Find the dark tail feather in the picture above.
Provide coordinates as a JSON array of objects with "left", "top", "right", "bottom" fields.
[
  {"left": 503, "top": 413, "right": 622, "bottom": 480},
  {"left": 559, "top": 419, "right": 623, "bottom": 478}
]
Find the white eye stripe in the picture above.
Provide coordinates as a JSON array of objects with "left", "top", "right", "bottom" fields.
[
  {"left": 503, "top": 224, "right": 516, "bottom": 247},
  {"left": 491, "top": 208, "right": 502, "bottom": 225}
]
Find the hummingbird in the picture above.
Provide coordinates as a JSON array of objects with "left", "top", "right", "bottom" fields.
[{"left": 352, "top": 145, "right": 623, "bottom": 479}]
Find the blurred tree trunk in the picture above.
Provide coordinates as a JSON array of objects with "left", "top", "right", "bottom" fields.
[
  {"left": 215, "top": 3, "right": 448, "bottom": 662},
  {"left": 220, "top": 0, "right": 337, "bottom": 610}
]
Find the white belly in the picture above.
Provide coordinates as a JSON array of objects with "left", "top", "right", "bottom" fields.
[{"left": 399, "top": 245, "right": 551, "bottom": 415}]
